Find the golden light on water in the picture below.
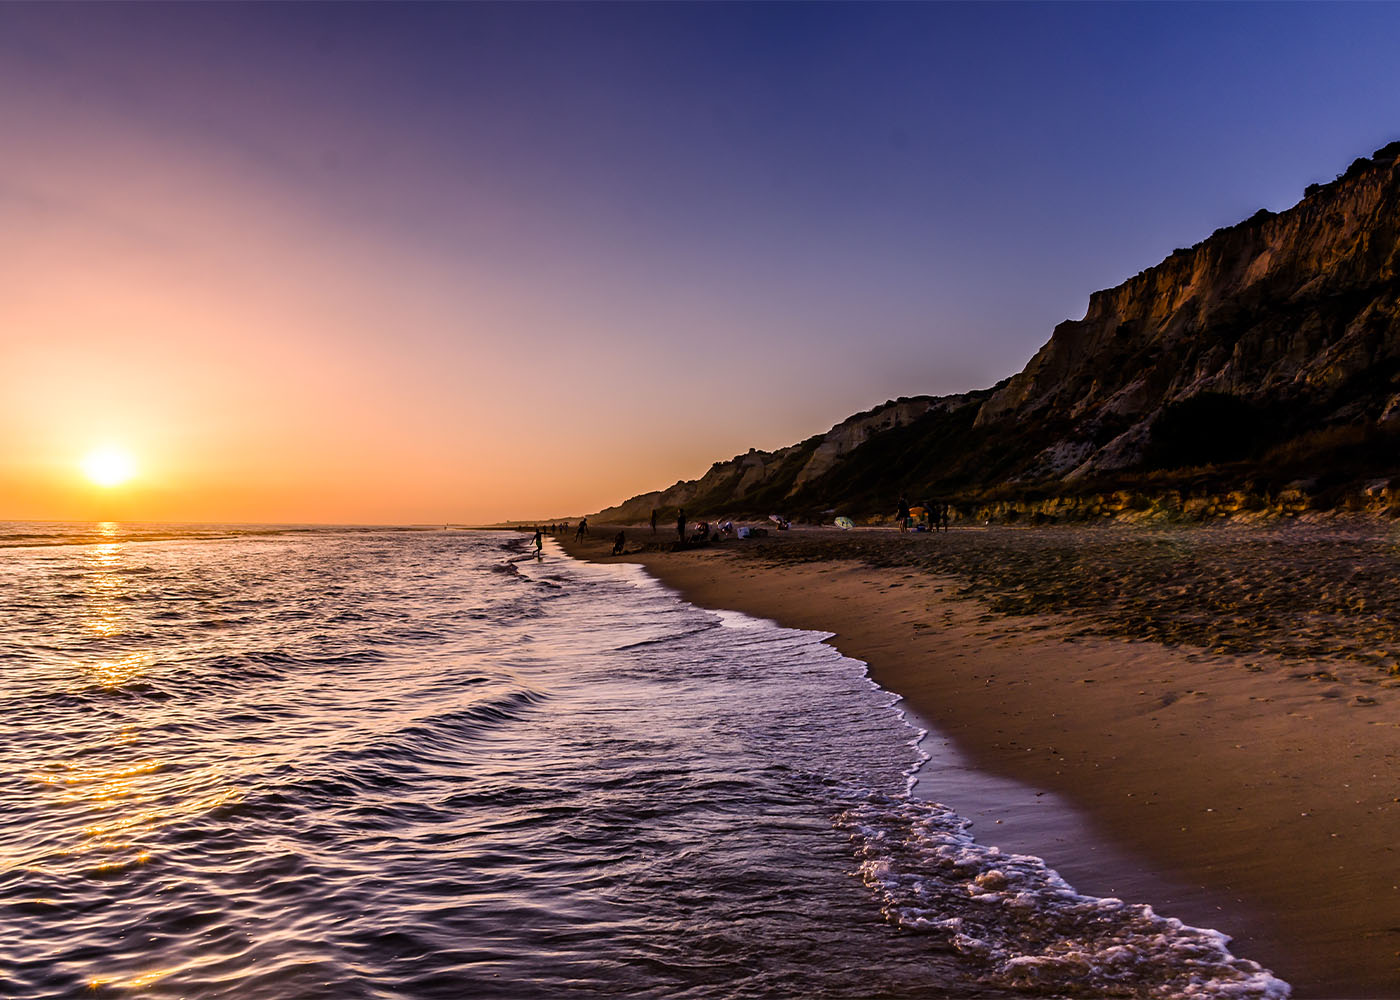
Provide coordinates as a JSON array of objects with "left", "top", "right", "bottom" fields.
[
  {"left": 81, "top": 448, "right": 137, "bottom": 488},
  {"left": 84, "top": 537, "right": 127, "bottom": 641},
  {"left": 89, "top": 963, "right": 185, "bottom": 992}
]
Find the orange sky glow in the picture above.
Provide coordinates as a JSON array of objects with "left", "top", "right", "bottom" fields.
[
  {"left": 7, "top": 5, "right": 1399, "bottom": 525},
  {"left": 0, "top": 75, "right": 826, "bottom": 525}
]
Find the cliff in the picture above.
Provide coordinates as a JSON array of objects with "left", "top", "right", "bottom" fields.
[
  {"left": 593, "top": 395, "right": 976, "bottom": 523},
  {"left": 975, "top": 141, "right": 1400, "bottom": 480},
  {"left": 594, "top": 141, "right": 1400, "bottom": 523}
]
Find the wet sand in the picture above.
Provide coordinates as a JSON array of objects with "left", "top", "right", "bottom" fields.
[{"left": 558, "top": 522, "right": 1400, "bottom": 997}]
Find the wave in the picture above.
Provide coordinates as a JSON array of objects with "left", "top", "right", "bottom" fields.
[
  {"left": 0, "top": 522, "right": 432, "bottom": 550},
  {"left": 614, "top": 621, "right": 723, "bottom": 651},
  {"left": 0, "top": 527, "right": 1294, "bottom": 999},
  {"left": 837, "top": 793, "right": 1289, "bottom": 999}
]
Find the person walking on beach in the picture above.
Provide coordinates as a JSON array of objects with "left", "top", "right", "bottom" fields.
[
  {"left": 612, "top": 530, "right": 626, "bottom": 555},
  {"left": 532, "top": 526, "right": 543, "bottom": 556},
  {"left": 676, "top": 508, "right": 687, "bottom": 542},
  {"left": 575, "top": 517, "right": 588, "bottom": 540},
  {"left": 896, "top": 496, "right": 911, "bottom": 533},
  {"left": 650, "top": 509, "right": 658, "bottom": 535},
  {"left": 939, "top": 502, "right": 951, "bottom": 532}
]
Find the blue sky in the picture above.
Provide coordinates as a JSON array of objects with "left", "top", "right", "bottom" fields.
[{"left": 3, "top": 2, "right": 1399, "bottom": 520}]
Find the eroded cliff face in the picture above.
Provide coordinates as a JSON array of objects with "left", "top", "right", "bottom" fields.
[
  {"left": 975, "top": 146, "right": 1400, "bottom": 479},
  {"left": 592, "top": 143, "right": 1400, "bottom": 522},
  {"left": 788, "top": 395, "right": 978, "bottom": 490},
  {"left": 593, "top": 396, "right": 959, "bottom": 522}
]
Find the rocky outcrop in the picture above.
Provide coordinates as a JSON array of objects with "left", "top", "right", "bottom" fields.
[
  {"left": 789, "top": 395, "right": 977, "bottom": 491},
  {"left": 592, "top": 142, "right": 1400, "bottom": 522},
  {"left": 976, "top": 141, "right": 1400, "bottom": 479},
  {"left": 593, "top": 395, "right": 972, "bottom": 523}
]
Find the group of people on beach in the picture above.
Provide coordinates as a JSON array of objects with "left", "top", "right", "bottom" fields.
[
  {"left": 529, "top": 519, "right": 627, "bottom": 557},
  {"left": 652, "top": 507, "right": 692, "bottom": 542},
  {"left": 644, "top": 507, "right": 718, "bottom": 546},
  {"left": 535, "top": 499, "right": 951, "bottom": 552},
  {"left": 528, "top": 520, "right": 583, "bottom": 557},
  {"left": 896, "top": 496, "right": 951, "bottom": 533}
]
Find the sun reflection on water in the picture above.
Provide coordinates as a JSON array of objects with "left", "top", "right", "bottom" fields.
[
  {"left": 34, "top": 758, "right": 164, "bottom": 801},
  {"left": 89, "top": 962, "right": 185, "bottom": 992},
  {"left": 80, "top": 526, "right": 147, "bottom": 686},
  {"left": 22, "top": 523, "right": 247, "bottom": 891},
  {"left": 84, "top": 529, "right": 126, "bottom": 641},
  {"left": 21, "top": 744, "right": 243, "bottom": 874},
  {"left": 80, "top": 652, "right": 152, "bottom": 690}
]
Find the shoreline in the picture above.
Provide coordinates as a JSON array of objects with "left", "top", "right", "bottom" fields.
[{"left": 556, "top": 524, "right": 1400, "bottom": 997}]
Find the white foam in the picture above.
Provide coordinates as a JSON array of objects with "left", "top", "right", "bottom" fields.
[
  {"left": 553, "top": 543, "right": 1291, "bottom": 997},
  {"left": 837, "top": 793, "right": 1291, "bottom": 999}
]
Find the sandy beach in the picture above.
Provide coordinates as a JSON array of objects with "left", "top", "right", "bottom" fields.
[{"left": 559, "top": 522, "right": 1400, "bottom": 997}]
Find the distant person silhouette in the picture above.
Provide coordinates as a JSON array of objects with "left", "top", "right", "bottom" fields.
[
  {"left": 896, "top": 496, "right": 911, "bottom": 533},
  {"left": 533, "top": 526, "right": 543, "bottom": 556},
  {"left": 612, "top": 530, "right": 626, "bottom": 555},
  {"left": 575, "top": 517, "right": 588, "bottom": 540}
]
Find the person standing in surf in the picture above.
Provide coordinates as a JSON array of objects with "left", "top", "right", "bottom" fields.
[{"left": 533, "top": 526, "right": 543, "bottom": 556}]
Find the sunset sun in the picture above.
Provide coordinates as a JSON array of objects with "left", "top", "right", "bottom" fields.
[{"left": 81, "top": 447, "right": 137, "bottom": 488}]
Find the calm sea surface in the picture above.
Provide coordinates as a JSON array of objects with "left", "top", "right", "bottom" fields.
[{"left": 0, "top": 524, "right": 1287, "bottom": 998}]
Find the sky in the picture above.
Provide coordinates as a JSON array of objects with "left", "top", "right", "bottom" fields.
[{"left": 3, "top": 2, "right": 1400, "bottom": 524}]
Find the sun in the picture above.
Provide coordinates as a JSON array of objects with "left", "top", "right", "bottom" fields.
[{"left": 82, "top": 447, "right": 138, "bottom": 488}]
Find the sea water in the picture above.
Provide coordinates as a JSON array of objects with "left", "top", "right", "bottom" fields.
[{"left": 0, "top": 524, "right": 1288, "bottom": 998}]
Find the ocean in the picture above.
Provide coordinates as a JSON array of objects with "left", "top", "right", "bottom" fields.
[{"left": 0, "top": 524, "right": 1288, "bottom": 998}]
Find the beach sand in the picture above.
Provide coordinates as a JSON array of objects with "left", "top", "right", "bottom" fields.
[{"left": 558, "top": 522, "right": 1400, "bottom": 997}]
